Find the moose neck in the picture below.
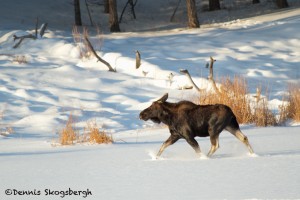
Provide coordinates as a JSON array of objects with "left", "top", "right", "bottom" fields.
[{"left": 158, "top": 103, "right": 174, "bottom": 126}]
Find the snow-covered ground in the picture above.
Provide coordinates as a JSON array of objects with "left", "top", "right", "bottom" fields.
[{"left": 1, "top": 1, "right": 300, "bottom": 199}]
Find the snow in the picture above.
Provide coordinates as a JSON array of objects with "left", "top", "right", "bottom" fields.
[{"left": 1, "top": 0, "right": 300, "bottom": 199}]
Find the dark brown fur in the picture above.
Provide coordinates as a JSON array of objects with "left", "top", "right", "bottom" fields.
[{"left": 139, "top": 93, "right": 254, "bottom": 158}]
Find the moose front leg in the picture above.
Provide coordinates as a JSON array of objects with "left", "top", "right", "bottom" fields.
[{"left": 156, "top": 135, "right": 180, "bottom": 159}]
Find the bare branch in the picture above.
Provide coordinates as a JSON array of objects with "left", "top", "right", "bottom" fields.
[
  {"left": 180, "top": 69, "right": 203, "bottom": 92},
  {"left": 13, "top": 34, "right": 36, "bottom": 48},
  {"left": 84, "top": 36, "right": 116, "bottom": 72}
]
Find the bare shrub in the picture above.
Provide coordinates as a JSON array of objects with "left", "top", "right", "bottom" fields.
[
  {"left": 13, "top": 55, "right": 28, "bottom": 64},
  {"left": 72, "top": 26, "right": 92, "bottom": 59}
]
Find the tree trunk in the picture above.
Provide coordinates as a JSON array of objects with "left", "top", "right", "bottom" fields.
[
  {"left": 109, "top": 0, "right": 121, "bottom": 32},
  {"left": 276, "top": 0, "right": 288, "bottom": 8},
  {"left": 104, "top": 0, "right": 109, "bottom": 13},
  {"left": 74, "top": 0, "right": 82, "bottom": 26},
  {"left": 253, "top": 0, "right": 260, "bottom": 4},
  {"left": 209, "top": 0, "right": 220, "bottom": 11},
  {"left": 186, "top": 0, "right": 199, "bottom": 28}
]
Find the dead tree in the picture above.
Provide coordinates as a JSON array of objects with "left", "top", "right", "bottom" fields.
[
  {"left": 186, "top": 0, "right": 199, "bottom": 28},
  {"left": 84, "top": 36, "right": 116, "bottom": 72}
]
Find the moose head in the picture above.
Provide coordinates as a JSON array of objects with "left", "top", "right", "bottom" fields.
[{"left": 139, "top": 93, "right": 168, "bottom": 123}]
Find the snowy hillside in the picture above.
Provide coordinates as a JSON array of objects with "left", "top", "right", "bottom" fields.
[{"left": 1, "top": 0, "right": 300, "bottom": 199}]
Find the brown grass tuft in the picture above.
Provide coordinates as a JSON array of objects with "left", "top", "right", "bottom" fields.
[
  {"left": 198, "top": 76, "right": 279, "bottom": 126},
  {"left": 83, "top": 121, "right": 113, "bottom": 144},
  {"left": 58, "top": 114, "right": 78, "bottom": 145},
  {"left": 287, "top": 83, "right": 300, "bottom": 122},
  {"left": 253, "top": 98, "right": 277, "bottom": 126},
  {"left": 199, "top": 76, "right": 253, "bottom": 124}
]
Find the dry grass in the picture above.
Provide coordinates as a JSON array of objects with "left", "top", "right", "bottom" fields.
[
  {"left": 286, "top": 83, "right": 300, "bottom": 122},
  {"left": 199, "top": 76, "right": 253, "bottom": 124},
  {"left": 58, "top": 115, "right": 112, "bottom": 145},
  {"left": 253, "top": 98, "right": 277, "bottom": 126},
  {"left": 58, "top": 114, "right": 78, "bottom": 145},
  {"left": 198, "top": 76, "right": 279, "bottom": 126},
  {"left": 83, "top": 121, "right": 113, "bottom": 144}
]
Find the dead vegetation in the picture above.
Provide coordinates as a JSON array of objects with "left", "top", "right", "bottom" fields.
[
  {"left": 286, "top": 83, "right": 300, "bottom": 122},
  {"left": 57, "top": 114, "right": 113, "bottom": 146},
  {"left": 83, "top": 120, "right": 113, "bottom": 144},
  {"left": 197, "top": 76, "right": 289, "bottom": 127},
  {"left": 58, "top": 114, "right": 78, "bottom": 145}
]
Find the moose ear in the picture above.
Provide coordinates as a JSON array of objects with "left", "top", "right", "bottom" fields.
[{"left": 157, "top": 93, "right": 168, "bottom": 103}]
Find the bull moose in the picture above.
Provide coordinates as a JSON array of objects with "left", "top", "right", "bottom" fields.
[{"left": 139, "top": 93, "right": 254, "bottom": 158}]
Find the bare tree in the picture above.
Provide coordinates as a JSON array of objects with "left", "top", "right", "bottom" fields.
[
  {"left": 186, "top": 0, "right": 199, "bottom": 28},
  {"left": 74, "top": 0, "right": 82, "bottom": 26},
  {"left": 276, "top": 0, "right": 288, "bottom": 8},
  {"left": 109, "top": 0, "right": 121, "bottom": 32},
  {"left": 209, "top": 0, "right": 220, "bottom": 11}
]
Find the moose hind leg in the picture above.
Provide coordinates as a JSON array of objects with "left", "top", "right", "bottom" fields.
[
  {"left": 156, "top": 135, "right": 180, "bottom": 158},
  {"left": 207, "top": 136, "right": 219, "bottom": 157},
  {"left": 226, "top": 126, "right": 254, "bottom": 154}
]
